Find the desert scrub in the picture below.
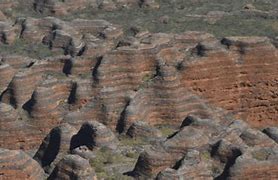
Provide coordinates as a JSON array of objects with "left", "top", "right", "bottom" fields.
[
  {"left": 142, "top": 73, "right": 154, "bottom": 82},
  {"left": 2, "top": 0, "right": 46, "bottom": 19},
  {"left": 0, "top": 38, "right": 62, "bottom": 59},
  {"left": 125, "top": 151, "right": 139, "bottom": 159},
  {"left": 200, "top": 151, "right": 211, "bottom": 160},
  {"left": 252, "top": 149, "right": 270, "bottom": 161},
  {"left": 155, "top": 124, "right": 177, "bottom": 137},
  {"left": 90, "top": 147, "right": 133, "bottom": 178},
  {"left": 60, "top": 0, "right": 278, "bottom": 38},
  {"left": 118, "top": 135, "right": 148, "bottom": 146}
]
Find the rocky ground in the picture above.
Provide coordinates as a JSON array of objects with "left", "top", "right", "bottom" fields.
[{"left": 0, "top": 0, "right": 277, "bottom": 179}]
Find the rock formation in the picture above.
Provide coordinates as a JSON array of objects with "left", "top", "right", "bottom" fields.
[
  {"left": 0, "top": 1, "right": 277, "bottom": 179},
  {"left": 34, "top": 123, "right": 78, "bottom": 173},
  {"left": 127, "top": 121, "right": 162, "bottom": 139},
  {"left": 0, "top": 148, "right": 45, "bottom": 180},
  {"left": 132, "top": 115, "right": 278, "bottom": 179},
  {"left": 0, "top": 28, "right": 277, "bottom": 150},
  {"left": 181, "top": 36, "right": 278, "bottom": 128},
  {"left": 49, "top": 154, "right": 97, "bottom": 180},
  {"left": 71, "top": 121, "right": 119, "bottom": 150},
  {"left": 0, "top": 21, "right": 17, "bottom": 44},
  {"left": 263, "top": 127, "right": 278, "bottom": 143}
]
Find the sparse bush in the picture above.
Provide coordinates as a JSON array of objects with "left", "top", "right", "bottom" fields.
[
  {"left": 252, "top": 150, "right": 270, "bottom": 161},
  {"left": 125, "top": 151, "right": 138, "bottom": 159},
  {"left": 155, "top": 125, "right": 176, "bottom": 137}
]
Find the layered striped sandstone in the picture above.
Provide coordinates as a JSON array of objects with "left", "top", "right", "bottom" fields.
[
  {"left": 0, "top": 148, "right": 45, "bottom": 180},
  {"left": 181, "top": 36, "right": 278, "bottom": 128},
  {"left": 0, "top": 27, "right": 277, "bottom": 151},
  {"left": 132, "top": 116, "right": 278, "bottom": 179}
]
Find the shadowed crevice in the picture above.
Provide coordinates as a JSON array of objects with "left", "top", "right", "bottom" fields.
[
  {"left": 22, "top": 92, "right": 36, "bottom": 115},
  {"left": 70, "top": 123, "right": 95, "bottom": 151},
  {"left": 34, "top": 128, "right": 61, "bottom": 168},
  {"left": 68, "top": 82, "right": 77, "bottom": 104},
  {"left": 116, "top": 99, "right": 131, "bottom": 134},
  {"left": 92, "top": 56, "right": 103, "bottom": 83},
  {"left": 63, "top": 59, "right": 72, "bottom": 75}
]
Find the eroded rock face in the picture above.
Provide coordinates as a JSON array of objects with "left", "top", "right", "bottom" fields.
[
  {"left": 49, "top": 154, "right": 97, "bottom": 180},
  {"left": 263, "top": 127, "right": 278, "bottom": 143},
  {"left": 0, "top": 1, "right": 277, "bottom": 180},
  {"left": 156, "top": 150, "right": 214, "bottom": 180},
  {"left": 34, "top": 123, "right": 78, "bottom": 173},
  {"left": 0, "top": 29, "right": 277, "bottom": 151},
  {"left": 71, "top": 121, "right": 119, "bottom": 150},
  {"left": 127, "top": 121, "right": 162, "bottom": 139},
  {"left": 0, "top": 148, "right": 45, "bottom": 180},
  {"left": 0, "top": 3, "right": 277, "bottom": 159},
  {"left": 0, "top": 63, "right": 16, "bottom": 94},
  {"left": 0, "top": 102, "right": 44, "bottom": 150},
  {"left": 228, "top": 147, "right": 278, "bottom": 179},
  {"left": 132, "top": 115, "right": 278, "bottom": 179},
  {"left": 182, "top": 36, "right": 278, "bottom": 128},
  {"left": 0, "top": 21, "right": 17, "bottom": 44}
]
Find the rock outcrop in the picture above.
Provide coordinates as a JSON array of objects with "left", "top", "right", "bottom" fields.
[
  {"left": 34, "top": 123, "right": 78, "bottom": 173},
  {"left": 71, "top": 121, "right": 119, "bottom": 150},
  {"left": 228, "top": 147, "right": 278, "bottom": 179},
  {"left": 127, "top": 121, "right": 162, "bottom": 139},
  {"left": 263, "top": 127, "right": 278, "bottom": 143},
  {"left": 1, "top": 29, "right": 276, "bottom": 150},
  {"left": 0, "top": 148, "right": 45, "bottom": 180},
  {"left": 0, "top": 1, "right": 277, "bottom": 179},
  {"left": 132, "top": 115, "right": 278, "bottom": 179},
  {"left": 0, "top": 21, "right": 17, "bottom": 44},
  {"left": 182, "top": 36, "right": 278, "bottom": 128},
  {"left": 49, "top": 154, "right": 97, "bottom": 180}
]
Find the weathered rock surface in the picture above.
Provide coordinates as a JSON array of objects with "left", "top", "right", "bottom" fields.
[
  {"left": 132, "top": 115, "right": 278, "bottom": 179},
  {"left": 127, "top": 121, "right": 162, "bottom": 139},
  {"left": 0, "top": 63, "right": 16, "bottom": 94},
  {"left": 263, "top": 127, "right": 278, "bottom": 143},
  {"left": 34, "top": 123, "right": 78, "bottom": 173},
  {"left": 0, "top": 29, "right": 277, "bottom": 150},
  {"left": 228, "top": 147, "right": 278, "bottom": 179},
  {"left": 0, "top": 21, "right": 17, "bottom": 44},
  {"left": 71, "top": 121, "right": 119, "bottom": 150},
  {"left": 0, "top": 1, "right": 277, "bottom": 179},
  {"left": 0, "top": 148, "right": 45, "bottom": 180},
  {"left": 182, "top": 36, "right": 278, "bottom": 128},
  {"left": 49, "top": 154, "right": 97, "bottom": 180}
]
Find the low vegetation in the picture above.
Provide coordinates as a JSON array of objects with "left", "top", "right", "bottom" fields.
[{"left": 0, "top": 38, "right": 62, "bottom": 59}]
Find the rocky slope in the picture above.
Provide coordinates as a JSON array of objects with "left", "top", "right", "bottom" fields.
[{"left": 0, "top": 0, "right": 277, "bottom": 179}]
